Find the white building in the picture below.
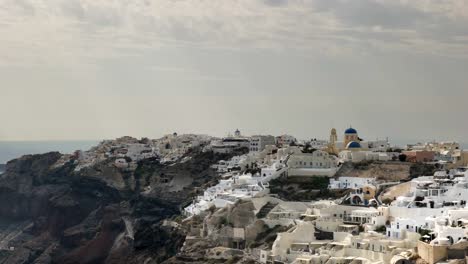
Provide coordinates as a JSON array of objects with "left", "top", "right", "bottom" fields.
[
  {"left": 387, "top": 218, "right": 420, "bottom": 239},
  {"left": 250, "top": 135, "right": 276, "bottom": 152},
  {"left": 360, "top": 140, "right": 391, "bottom": 151},
  {"left": 211, "top": 136, "right": 250, "bottom": 154},
  {"left": 184, "top": 159, "right": 288, "bottom": 217},
  {"left": 394, "top": 171, "right": 468, "bottom": 209},
  {"left": 308, "top": 139, "right": 328, "bottom": 149},
  {"left": 276, "top": 134, "right": 297, "bottom": 147},
  {"left": 287, "top": 150, "right": 338, "bottom": 177},
  {"left": 339, "top": 150, "right": 392, "bottom": 163},
  {"left": 329, "top": 177, "right": 376, "bottom": 190}
]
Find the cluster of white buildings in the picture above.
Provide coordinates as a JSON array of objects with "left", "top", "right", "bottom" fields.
[
  {"left": 62, "top": 134, "right": 212, "bottom": 172},
  {"left": 49, "top": 128, "right": 468, "bottom": 264},
  {"left": 149, "top": 129, "right": 468, "bottom": 264},
  {"left": 257, "top": 202, "right": 417, "bottom": 264},
  {"left": 254, "top": 170, "right": 468, "bottom": 264},
  {"left": 184, "top": 151, "right": 289, "bottom": 216},
  {"left": 71, "top": 136, "right": 156, "bottom": 171},
  {"left": 184, "top": 133, "right": 468, "bottom": 264},
  {"left": 404, "top": 141, "right": 468, "bottom": 167},
  {"left": 393, "top": 168, "right": 468, "bottom": 209},
  {"left": 184, "top": 165, "right": 286, "bottom": 216},
  {"left": 209, "top": 130, "right": 280, "bottom": 154},
  {"left": 154, "top": 133, "right": 212, "bottom": 162},
  {"left": 185, "top": 136, "right": 344, "bottom": 217},
  {"left": 184, "top": 128, "right": 398, "bottom": 218}
]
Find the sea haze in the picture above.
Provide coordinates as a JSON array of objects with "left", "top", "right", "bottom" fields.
[{"left": 0, "top": 141, "right": 99, "bottom": 164}]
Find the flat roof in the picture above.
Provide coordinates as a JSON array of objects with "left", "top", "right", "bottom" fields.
[
  {"left": 330, "top": 242, "right": 348, "bottom": 246},
  {"left": 339, "top": 224, "right": 358, "bottom": 228}
]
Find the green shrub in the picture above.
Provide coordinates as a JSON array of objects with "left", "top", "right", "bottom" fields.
[
  {"left": 375, "top": 225, "right": 386, "bottom": 233},
  {"left": 382, "top": 198, "right": 393, "bottom": 205}
]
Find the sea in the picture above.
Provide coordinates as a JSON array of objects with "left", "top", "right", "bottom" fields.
[{"left": 0, "top": 140, "right": 100, "bottom": 165}]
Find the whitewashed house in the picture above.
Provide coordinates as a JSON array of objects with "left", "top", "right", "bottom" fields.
[
  {"left": 329, "top": 177, "right": 376, "bottom": 189},
  {"left": 287, "top": 150, "right": 338, "bottom": 177}
]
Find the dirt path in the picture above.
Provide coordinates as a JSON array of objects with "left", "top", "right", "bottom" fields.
[{"left": 380, "top": 182, "right": 412, "bottom": 202}]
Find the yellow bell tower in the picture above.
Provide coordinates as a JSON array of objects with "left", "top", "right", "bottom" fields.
[{"left": 327, "top": 128, "right": 338, "bottom": 155}]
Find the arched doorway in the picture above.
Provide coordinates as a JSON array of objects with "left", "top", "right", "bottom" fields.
[{"left": 352, "top": 195, "right": 362, "bottom": 205}]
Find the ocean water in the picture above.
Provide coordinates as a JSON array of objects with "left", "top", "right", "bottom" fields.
[{"left": 0, "top": 141, "right": 99, "bottom": 164}]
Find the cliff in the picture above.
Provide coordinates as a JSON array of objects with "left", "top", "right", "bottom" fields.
[
  {"left": 0, "top": 150, "right": 234, "bottom": 264},
  {"left": 335, "top": 161, "right": 437, "bottom": 181}
]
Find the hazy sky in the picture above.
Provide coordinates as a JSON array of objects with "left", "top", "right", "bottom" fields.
[{"left": 1, "top": 0, "right": 468, "bottom": 142}]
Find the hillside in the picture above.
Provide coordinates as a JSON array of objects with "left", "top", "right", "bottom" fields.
[
  {"left": 336, "top": 161, "right": 438, "bottom": 181},
  {"left": 0, "top": 149, "right": 237, "bottom": 264},
  {"left": 269, "top": 176, "right": 350, "bottom": 201}
]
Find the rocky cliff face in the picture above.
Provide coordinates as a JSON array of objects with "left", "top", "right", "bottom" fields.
[{"left": 0, "top": 150, "right": 234, "bottom": 264}]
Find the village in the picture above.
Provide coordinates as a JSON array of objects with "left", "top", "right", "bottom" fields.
[
  {"left": 42, "top": 127, "right": 468, "bottom": 264},
  {"left": 178, "top": 128, "right": 468, "bottom": 264}
]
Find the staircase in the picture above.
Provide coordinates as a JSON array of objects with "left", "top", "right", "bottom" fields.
[{"left": 256, "top": 202, "right": 278, "bottom": 219}]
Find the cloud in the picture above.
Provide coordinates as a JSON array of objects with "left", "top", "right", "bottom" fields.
[
  {"left": 313, "top": 0, "right": 429, "bottom": 29},
  {"left": 0, "top": 0, "right": 467, "bottom": 69}
]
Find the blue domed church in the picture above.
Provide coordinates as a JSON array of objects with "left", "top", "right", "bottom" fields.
[{"left": 344, "top": 127, "right": 361, "bottom": 150}]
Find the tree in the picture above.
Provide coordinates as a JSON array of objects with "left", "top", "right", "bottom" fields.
[
  {"left": 375, "top": 225, "right": 386, "bottom": 234},
  {"left": 302, "top": 143, "right": 317, "bottom": 153},
  {"left": 418, "top": 228, "right": 431, "bottom": 241},
  {"left": 382, "top": 198, "right": 393, "bottom": 205},
  {"left": 358, "top": 225, "right": 365, "bottom": 233},
  {"left": 398, "top": 154, "right": 407, "bottom": 162}
]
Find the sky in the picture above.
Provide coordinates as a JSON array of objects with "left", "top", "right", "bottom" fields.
[{"left": 1, "top": 0, "right": 468, "bottom": 142}]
